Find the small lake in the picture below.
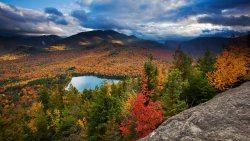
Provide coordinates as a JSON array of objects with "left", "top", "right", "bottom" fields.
[{"left": 66, "top": 75, "right": 121, "bottom": 91}]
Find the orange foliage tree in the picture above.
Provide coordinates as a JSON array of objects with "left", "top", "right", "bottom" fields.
[{"left": 207, "top": 46, "right": 250, "bottom": 90}]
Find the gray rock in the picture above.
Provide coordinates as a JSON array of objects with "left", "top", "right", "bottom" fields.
[{"left": 140, "top": 82, "right": 250, "bottom": 141}]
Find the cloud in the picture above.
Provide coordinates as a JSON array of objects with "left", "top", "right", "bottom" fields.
[
  {"left": 201, "top": 28, "right": 248, "bottom": 37},
  {"left": 71, "top": 9, "right": 131, "bottom": 30},
  {"left": 76, "top": 0, "right": 112, "bottom": 7},
  {"left": 71, "top": 0, "right": 192, "bottom": 36},
  {"left": 44, "top": 7, "right": 68, "bottom": 25},
  {"left": 175, "top": 0, "right": 250, "bottom": 17},
  {"left": 71, "top": 10, "right": 87, "bottom": 21},
  {"left": 198, "top": 15, "right": 250, "bottom": 26},
  {"left": 0, "top": 2, "right": 77, "bottom": 36},
  {"left": 45, "top": 7, "right": 63, "bottom": 16},
  {"left": 71, "top": 0, "right": 250, "bottom": 39},
  {"left": 1, "top": 0, "right": 250, "bottom": 39}
]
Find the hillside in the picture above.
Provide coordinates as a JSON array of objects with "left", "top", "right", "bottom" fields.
[
  {"left": 49, "top": 30, "right": 164, "bottom": 50},
  {"left": 141, "top": 81, "right": 250, "bottom": 141},
  {"left": 0, "top": 30, "right": 172, "bottom": 83},
  {"left": 0, "top": 43, "right": 171, "bottom": 84}
]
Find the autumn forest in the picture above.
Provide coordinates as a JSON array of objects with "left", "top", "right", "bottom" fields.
[{"left": 0, "top": 1, "right": 250, "bottom": 140}]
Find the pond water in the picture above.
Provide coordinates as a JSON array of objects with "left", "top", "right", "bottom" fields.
[{"left": 66, "top": 75, "right": 120, "bottom": 91}]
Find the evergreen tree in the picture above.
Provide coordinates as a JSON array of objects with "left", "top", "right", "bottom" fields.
[
  {"left": 86, "top": 92, "right": 121, "bottom": 141},
  {"left": 184, "top": 68, "right": 216, "bottom": 107},
  {"left": 198, "top": 50, "right": 215, "bottom": 75},
  {"left": 39, "top": 88, "right": 49, "bottom": 110},
  {"left": 173, "top": 48, "right": 192, "bottom": 79},
  {"left": 161, "top": 69, "right": 187, "bottom": 119},
  {"left": 144, "top": 60, "right": 157, "bottom": 90}
]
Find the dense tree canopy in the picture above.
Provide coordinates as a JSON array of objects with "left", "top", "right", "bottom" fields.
[{"left": 1, "top": 45, "right": 249, "bottom": 141}]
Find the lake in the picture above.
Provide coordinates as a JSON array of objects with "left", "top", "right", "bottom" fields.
[{"left": 66, "top": 75, "right": 121, "bottom": 91}]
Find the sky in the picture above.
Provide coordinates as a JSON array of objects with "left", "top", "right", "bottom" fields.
[{"left": 0, "top": 0, "right": 249, "bottom": 41}]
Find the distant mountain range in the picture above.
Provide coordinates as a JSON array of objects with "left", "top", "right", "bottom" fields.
[
  {"left": 165, "top": 37, "right": 231, "bottom": 56},
  {"left": 0, "top": 30, "right": 249, "bottom": 56},
  {"left": 165, "top": 35, "right": 249, "bottom": 56}
]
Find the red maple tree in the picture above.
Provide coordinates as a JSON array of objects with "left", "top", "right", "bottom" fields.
[{"left": 120, "top": 69, "right": 164, "bottom": 140}]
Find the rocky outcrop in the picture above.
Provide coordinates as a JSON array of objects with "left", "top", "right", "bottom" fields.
[{"left": 140, "top": 82, "right": 250, "bottom": 141}]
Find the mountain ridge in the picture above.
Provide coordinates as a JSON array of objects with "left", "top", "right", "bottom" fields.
[
  {"left": 51, "top": 30, "right": 164, "bottom": 50},
  {"left": 0, "top": 30, "right": 249, "bottom": 56}
]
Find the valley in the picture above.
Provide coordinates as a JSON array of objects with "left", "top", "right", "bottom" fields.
[
  {"left": 0, "top": 43, "right": 170, "bottom": 90},
  {"left": 0, "top": 30, "right": 172, "bottom": 92}
]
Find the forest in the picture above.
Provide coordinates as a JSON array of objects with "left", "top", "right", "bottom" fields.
[
  {"left": 0, "top": 0, "right": 250, "bottom": 140},
  {"left": 0, "top": 44, "right": 249, "bottom": 141}
]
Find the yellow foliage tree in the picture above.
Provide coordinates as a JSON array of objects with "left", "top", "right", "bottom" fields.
[
  {"left": 121, "top": 93, "right": 136, "bottom": 117},
  {"left": 47, "top": 109, "right": 61, "bottom": 133},
  {"left": 28, "top": 102, "right": 46, "bottom": 133},
  {"left": 207, "top": 46, "right": 250, "bottom": 90},
  {"left": 156, "top": 64, "right": 165, "bottom": 91}
]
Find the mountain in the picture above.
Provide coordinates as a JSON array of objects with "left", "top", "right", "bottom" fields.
[
  {"left": 1, "top": 30, "right": 248, "bottom": 56},
  {"left": 141, "top": 81, "right": 250, "bottom": 141},
  {"left": 165, "top": 36, "right": 231, "bottom": 56},
  {"left": 0, "top": 35, "right": 61, "bottom": 52},
  {"left": 50, "top": 30, "right": 163, "bottom": 50},
  {"left": 165, "top": 35, "right": 250, "bottom": 57},
  {"left": 180, "top": 36, "right": 230, "bottom": 56}
]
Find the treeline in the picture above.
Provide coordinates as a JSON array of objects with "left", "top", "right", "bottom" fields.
[{"left": 0, "top": 46, "right": 249, "bottom": 141}]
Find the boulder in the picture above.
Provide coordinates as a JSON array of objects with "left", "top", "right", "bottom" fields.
[{"left": 140, "top": 82, "right": 250, "bottom": 141}]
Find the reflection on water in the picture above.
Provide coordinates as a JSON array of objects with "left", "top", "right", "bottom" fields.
[{"left": 66, "top": 75, "right": 120, "bottom": 91}]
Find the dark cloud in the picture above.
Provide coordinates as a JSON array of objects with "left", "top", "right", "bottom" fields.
[
  {"left": 45, "top": 7, "right": 63, "bottom": 16},
  {"left": 0, "top": 4, "right": 46, "bottom": 23},
  {"left": 198, "top": 15, "right": 250, "bottom": 26},
  {"left": 166, "top": 0, "right": 250, "bottom": 21},
  {"left": 74, "top": 0, "right": 250, "bottom": 29},
  {"left": 47, "top": 15, "right": 68, "bottom": 25},
  {"left": 194, "top": 0, "right": 250, "bottom": 13},
  {"left": 71, "top": 10, "right": 87, "bottom": 21},
  {"left": 83, "top": 17, "right": 130, "bottom": 30},
  {"left": 0, "top": 2, "right": 64, "bottom": 36},
  {"left": 70, "top": 0, "right": 250, "bottom": 39},
  {"left": 201, "top": 29, "right": 248, "bottom": 37},
  {"left": 44, "top": 7, "right": 68, "bottom": 25},
  {"left": 71, "top": 10, "right": 130, "bottom": 30}
]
